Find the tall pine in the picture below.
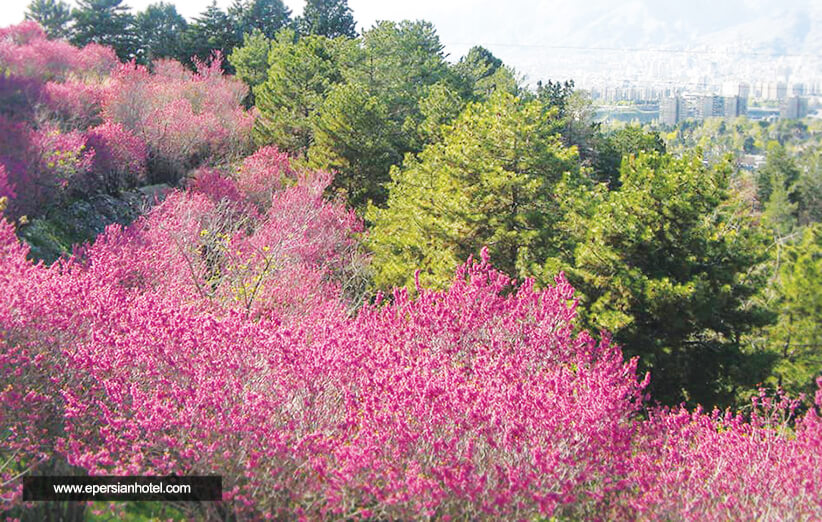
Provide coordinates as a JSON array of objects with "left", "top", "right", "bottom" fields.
[
  {"left": 71, "top": 0, "right": 136, "bottom": 60},
  {"left": 25, "top": 0, "right": 72, "bottom": 39},
  {"left": 298, "top": 0, "right": 356, "bottom": 38}
]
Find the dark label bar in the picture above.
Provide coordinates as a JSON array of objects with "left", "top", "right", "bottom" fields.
[{"left": 23, "top": 475, "right": 222, "bottom": 501}]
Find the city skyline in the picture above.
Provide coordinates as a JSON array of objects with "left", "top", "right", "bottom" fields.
[{"left": 1, "top": 0, "right": 820, "bottom": 88}]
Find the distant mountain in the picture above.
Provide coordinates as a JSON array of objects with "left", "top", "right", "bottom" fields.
[
  {"left": 469, "top": 0, "right": 822, "bottom": 83},
  {"left": 541, "top": 0, "right": 821, "bottom": 55}
]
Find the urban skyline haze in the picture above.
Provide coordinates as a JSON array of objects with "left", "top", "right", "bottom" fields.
[{"left": 1, "top": 0, "right": 820, "bottom": 89}]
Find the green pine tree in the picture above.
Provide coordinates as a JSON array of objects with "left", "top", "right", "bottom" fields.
[
  {"left": 368, "top": 91, "right": 577, "bottom": 290},
  {"left": 298, "top": 0, "right": 356, "bottom": 38},
  {"left": 25, "top": 0, "right": 72, "bottom": 39},
  {"left": 71, "top": 0, "right": 136, "bottom": 60}
]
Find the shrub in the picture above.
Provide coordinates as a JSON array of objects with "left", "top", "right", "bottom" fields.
[
  {"left": 40, "top": 80, "right": 106, "bottom": 130},
  {"left": 235, "top": 145, "right": 295, "bottom": 211},
  {"left": 103, "top": 54, "right": 254, "bottom": 183},
  {"left": 631, "top": 387, "right": 822, "bottom": 520},
  {"left": 34, "top": 125, "right": 95, "bottom": 192},
  {"left": 84, "top": 122, "right": 148, "bottom": 194},
  {"left": 0, "top": 22, "right": 117, "bottom": 83},
  {"left": 0, "top": 164, "right": 14, "bottom": 202}
]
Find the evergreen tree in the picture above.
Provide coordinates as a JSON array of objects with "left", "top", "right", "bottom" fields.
[
  {"left": 536, "top": 79, "right": 576, "bottom": 119},
  {"left": 566, "top": 152, "right": 772, "bottom": 408},
  {"left": 228, "top": 29, "right": 271, "bottom": 95},
  {"left": 757, "top": 142, "right": 800, "bottom": 206},
  {"left": 452, "top": 46, "right": 518, "bottom": 100},
  {"left": 765, "top": 225, "right": 822, "bottom": 398},
  {"left": 593, "top": 125, "right": 667, "bottom": 188},
  {"left": 417, "top": 81, "right": 467, "bottom": 143},
  {"left": 796, "top": 145, "right": 822, "bottom": 226},
  {"left": 134, "top": 2, "right": 187, "bottom": 64},
  {"left": 253, "top": 29, "right": 352, "bottom": 156},
  {"left": 184, "top": 1, "right": 238, "bottom": 64},
  {"left": 368, "top": 91, "right": 577, "bottom": 290},
  {"left": 345, "top": 20, "right": 450, "bottom": 158},
  {"left": 25, "top": 0, "right": 72, "bottom": 39},
  {"left": 229, "top": 0, "right": 291, "bottom": 40},
  {"left": 309, "top": 82, "right": 401, "bottom": 207},
  {"left": 762, "top": 174, "right": 798, "bottom": 238},
  {"left": 298, "top": 0, "right": 356, "bottom": 39},
  {"left": 71, "top": 0, "right": 136, "bottom": 60}
]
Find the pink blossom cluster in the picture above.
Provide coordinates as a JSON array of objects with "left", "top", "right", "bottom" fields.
[
  {"left": 0, "top": 164, "right": 13, "bottom": 202},
  {"left": 0, "top": 21, "right": 254, "bottom": 215},
  {"left": 84, "top": 122, "right": 148, "bottom": 193},
  {"left": 103, "top": 54, "right": 254, "bottom": 182},
  {"left": 41, "top": 80, "right": 107, "bottom": 129},
  {"left": 1, "top": 146, "right": 818, "bottom": 519},
  {"left": 0, "top": 22, "right": 117, "bottom": 82},
  {"left": 235, "top": 145, "right": 295, "bottom": 211},
  {"left": 629, "top": 388, "right": 822, "bottom": 520},
  {"left": 0, "top": 116, "right": 146, "bottom": 214}
]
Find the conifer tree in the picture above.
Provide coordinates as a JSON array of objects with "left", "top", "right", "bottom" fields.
[
  {"left": 25, "top": 0, "right": 72, "bottom": 39},
  {"left": 134, "top": 2, "right": 187, "bottom": 64},
  {"left": 71, "top": 0, "right": 136, "bottom": 60},
  {"left": 298, "top": 0, "right": 356, "bottom": 38}
]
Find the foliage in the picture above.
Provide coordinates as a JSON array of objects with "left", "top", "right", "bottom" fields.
[
  {"left": 134, "top": 2, "right": 188, "bottom": 64},
  {"left": 630, "top": 388, "right": 822, "bottom": 520},
  {"left": 796, "top": 144, "right": 822, "bottom": 226},
  {"left": 452, "top": 45, "right": 518, "bottom": 100},
  {"left": 228, "top": 28, "right": 271, "bottom": 94},
  {"left": 368, "top": 91, "right": 577, "bottom": 290},
  {"left": 103, "top": 55, "right": 254, "bottom": 183},
  {"left": 350, "top": 20, "right": 449, "bottom": 147},
  {"left": 593, "top": 125, "right": 666, "bottom": 188},
  {"left": 565, "top": 152, "right": 772, "bottom": 407},
  {"left": 70, "top": 0, "right": 136, "bottom": 61},
  {"left": 184, "top": 1, "right": 238, "bottom": 65},
  {"left": 84, "top": 122, "right": 149, "bottom": 194},
  {"left": 298, "top": 0, "right": 357, "bottom": 39},
  {"left": 252, "top": 29, "right": 351, "bottom": 156},
  {"left": 229, "top": 0, "right": 292, "bottom": 40},
  {"left": 308, "top": 82, "right": 400, "bottom": 207},
  {"left": 0, "top": 164, "right": 15, "bottom": 203},
  {"left": 233, "top": 145, "right": 295, "bottom": 211},
  {"left": 0, "top": 21, "right": 118, "bottom": 82},
  {"left": 25, "top": 0, "right": 72, "bottom": 39},
  {"left": 757, "top": 142, "right": 801, "bottom": 208},
  {"left": 762, "top": 225, "right": 822, "bottom": 397},
  {"left": 2, "top": 190, "right": 821, "bottom": 517}
]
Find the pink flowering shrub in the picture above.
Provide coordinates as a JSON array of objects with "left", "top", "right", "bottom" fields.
[
  {"left": 40, "top": 80, "right": 106, "bottom": 129},
  {"left": 0, "top": 22, "right": 116, "bottom": 83},
  {"left": 0, "top": 22, "right": 253, "bottom": 215},
  {"left": 235, "top": 145, "right": 295, "bottom": 210},
  {"left": 0, "top": 164, "right": 14, "bottom": 202},
  {"left": 0, "top": 116, "right": 46, "bottom": 215},
  {"left": 1, "top": 170, "right": 821, "bottom": 518},
  {"left": 103, "top": 54, "right": 254, "bottom": 183},
  {"left": 34, "top": 125, "right": 95, "bottom": 196},
  {"left": 629, "top": 387, "right": 822, "bottom": 520},
  {"left": 0, "top": 21, "right": 45, "bottom": 45},
  {"left": 0, "top": 195, "right": 644, "bottom": 519},
  {"left": 75, "top": 43, "right": 118, "bottom": 79},
  {"left": 84, "top": 122, "right": 148, "bottom": 194},
  {"left": 0, "top": 74, "right": 43, "bottom": 121},
  {"left": 189, "top": 167, "right": 247, "bottom": 208}
]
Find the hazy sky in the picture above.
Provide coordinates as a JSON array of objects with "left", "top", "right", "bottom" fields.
[{"left": 1, "top": 0, "right": 819, "bottom": 85}]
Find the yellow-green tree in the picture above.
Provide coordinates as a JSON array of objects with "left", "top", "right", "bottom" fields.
[
  {"left": 368, "top": 91, "right": 578, "bottom": 290},
  {"left": 764, "top": 225, "right": 822, "bottom": 398}
]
